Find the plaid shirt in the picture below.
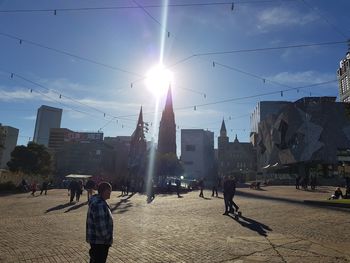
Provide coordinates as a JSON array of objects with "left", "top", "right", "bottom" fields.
[{"left": 86, "top": 194, "right": 113, "bottom": 245}]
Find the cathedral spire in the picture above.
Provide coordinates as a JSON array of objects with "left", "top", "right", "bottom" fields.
[
  {"left": 158, "top": 86, "right": 176, "bottom": 156},
  {"left": 220, "top": 118, "right": 227, "bottom": 137}
]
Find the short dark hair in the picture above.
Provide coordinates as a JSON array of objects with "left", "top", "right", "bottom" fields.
[{"left": 98, "top": 182, "right": 112, "bottom": 194}]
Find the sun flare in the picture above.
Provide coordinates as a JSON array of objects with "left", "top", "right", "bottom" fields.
[{"left": 145, "top": 64, "right": 173, "bottom": 97}]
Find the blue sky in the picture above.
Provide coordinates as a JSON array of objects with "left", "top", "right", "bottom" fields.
[{"left": 0, "top": 0, "right": 349, "bottom": 155}]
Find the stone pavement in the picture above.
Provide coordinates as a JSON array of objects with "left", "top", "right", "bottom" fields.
[{"left": 0, "top": 186, "right": 349, "bottom": 263}]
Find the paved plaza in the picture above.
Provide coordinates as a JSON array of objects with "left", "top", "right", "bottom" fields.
[{"left": 0, "top": 186, "right": 349, "bottom": 263}]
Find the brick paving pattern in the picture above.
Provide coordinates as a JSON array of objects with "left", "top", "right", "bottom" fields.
[{"left": 0, "top": 186, "right": 349, "bottom": 262}]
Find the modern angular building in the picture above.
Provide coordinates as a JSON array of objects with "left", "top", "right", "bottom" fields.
[
  {"left": 337, "top": 51, "right": 350, "bottom": 102},
  {"left": 33, "top": 105, "right": 62, "bottom": 147},
  {"left": 181, "top": 129, "right": 214, "bottom": 181},
  {"left": 250, "top": 101, "right": 291, "bottom": 146},
  {"left": 256, "top": 97, "right": 350, "bottom": 176},
  {"left": 0, "top": 124, "right": 19, "bottom": 169}
]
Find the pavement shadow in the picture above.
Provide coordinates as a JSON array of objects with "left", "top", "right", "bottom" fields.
[
  {"left": 229, "top": 214, "right": 272, "bottom": 236},
  {"left": 45, "top": 202, "right": 75, "bottom": 213},
  {"left": 64, "top": 201, "right": 88, "bottom": 213},
  {"left": 200, "top": 196, "right": 212, "bottom": 200},
  {"left": 110, "top": 193, "right": 135, "bottom": 213},
  {"left": 236, "top": 190, "right": 350, "bottom": 213}
]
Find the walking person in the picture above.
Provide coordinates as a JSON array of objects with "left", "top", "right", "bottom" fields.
[
  {"left": 86, "top": 182, "right": 113, "bottom": 263},
  {"left": 229, "top": 176, "right": 239, "bottom": 213},
  {"left": 40, "top": 180, "right": 49, "bottom": 195},
  {"left": 30, "top": 181, "right": 37, "bottom": 196},
  {"left": 68, "top": 180, "right": 79, "bottom": 203},
  {"left": 198, "top": 178, "right": 204, "bottom": 198}
]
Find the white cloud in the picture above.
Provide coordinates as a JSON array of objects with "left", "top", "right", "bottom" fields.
[
  {"left": 268, "top": 71, "right": 337, "bottom": 87},
  {"left": 0, "top": 87, "right": 35, "bottom": 102},
  {"left": 22, "top": 115, "right": 36, "bottom": 120},
  {"left": 257, "top": 7, "right": 317, "bottom": 31}
]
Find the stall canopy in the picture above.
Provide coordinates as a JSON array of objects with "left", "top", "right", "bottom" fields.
[{"left": 65, "top": 174, "right": 92, "bottom": 179}]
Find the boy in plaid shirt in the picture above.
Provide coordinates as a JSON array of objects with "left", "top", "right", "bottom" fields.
[{"left": 86, "top": 182, "right": 113, "bottom": 263}]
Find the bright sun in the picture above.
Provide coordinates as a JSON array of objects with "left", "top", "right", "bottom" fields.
[{"left": 145, "top": 64, "right": 174, "bottom": 97}]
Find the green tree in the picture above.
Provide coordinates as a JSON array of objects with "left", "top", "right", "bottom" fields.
[
  {"left": 7, "top": 142, "right": 51, "bottom": 177},
  {"left": 156, "top": 152, "right": 184, "bottom": 177}
]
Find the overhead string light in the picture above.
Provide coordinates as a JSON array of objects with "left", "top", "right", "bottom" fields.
[
  {"left": 131, "top": 83, "right": 133, "bottom": 88},
  {"left": 212, "top": 61, "right": 215, "bottom": 67},
  {"left": 231, "top": 2, "right": 234, "bottom": 11},
  {"left": 54, "top": 10, "right": 57, "bottom": 15},
  {"left": 194, "top": 106, "right": 197, "bottom": 111},
  {"left": 10, "top": 73, "right": 13, "bottom": 78},
  {"left": 19, "top": 39, "right": 22, "bottom": 44},
  {"left": 280, "top": 91, "right": 283, "bottom": 97}
]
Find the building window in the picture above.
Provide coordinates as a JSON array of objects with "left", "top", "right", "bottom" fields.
[{"left": 186, "top": 145, "right": 196, "bottom": 151}]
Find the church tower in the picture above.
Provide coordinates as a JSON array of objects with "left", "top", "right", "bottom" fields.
[
  {"left": 157, "top": 87, "right": 177, "bottom": 156},
  {"left": 128, "top": 106, "right": 147, "bottom": 178},
  {"left": 218, "top": 119, "right": 229, "bottom": 177}
]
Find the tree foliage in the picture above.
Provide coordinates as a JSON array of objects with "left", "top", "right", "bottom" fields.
[
  {"left": 7, "top": 142, "right": 51, "bottom": 177},
  {"left": 156, "top": 152, "right": 183, "bottom": 177}
]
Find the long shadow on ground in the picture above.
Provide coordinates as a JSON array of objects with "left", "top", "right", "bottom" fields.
[
  {"left": 64, "top": 201, "right": 88, "bottom": 213},
  {"left": 236, "top": 190, "right": 350, "bottom": 213},
  {"left": 110, "top": 193, "right": 135, "bottom": 213},
  {"left": 228, "top": 214, "right": 272, "bottom": 236},
  {"left": 45, "top": 202, "right": 75, "bottom": 213}
]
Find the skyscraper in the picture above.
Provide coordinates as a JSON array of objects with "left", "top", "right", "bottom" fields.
[
  {"left": 33, "top": 105, "right": 62, "bottom": 147},
  {"left": 337, "top": 51, "right": 350, "bottom": 102},
  {"left": 157, "top": 87, "right": 176, "bottom": 156},
  {"left": 0, "top": 124, "right": 19, "bottom": 169}
]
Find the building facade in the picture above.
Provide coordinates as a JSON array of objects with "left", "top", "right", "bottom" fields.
[
  {"left": 250, "top": 101, "right": 291, "bottom": 147},
  {"left": 48, "top": 128, "right": 103, "bottom": 151},
  {"left": 0, "top": 125, "right": 19, "bottom": 169},
  {"left": 218, "top": 120, "right": 256, "bottom": 182},
  {"left": 181, "top": 129, "right": 215, "bottom": 181},
  {"left": 33, "top": 105, "right": 62, "bottom": 147},
  {"left": 256, "top": 97, "right": 350, "bottom": 176},
  {"left": 337, "top": 51, "right": 350, "bottom": 102}
]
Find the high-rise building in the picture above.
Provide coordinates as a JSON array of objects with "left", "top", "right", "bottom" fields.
[
  {"left": 337, "top": 51, "right": 350, "bottom": 102},
  {"left": 33, "top": 105, "right": 62, "bottom": 147},
  {"left": 181, "top": 129, "right": 214, "bottom": 181},
  {"left": 0, "top": 124, "right": 19, "bottom": 169},
  {"left": 157, "top": 87, "right": 176, "bottom": 156},
  {"left": 48, "top": 128, "right": 103, "bottom": 150}
]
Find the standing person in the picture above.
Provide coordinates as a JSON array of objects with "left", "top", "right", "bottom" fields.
[
  {"left": 76, "top": 180, "right": 83, "bottom": 202},
  {"left": 86, "top": 182, "right": 113, "bottom": 263},
  {"left": 175, "top": 178, "right": 181, "bottom": 198},
  {"left": 85, "top": 179, "right": 96, "bottom": 201},
  {"left": 295, "top": 175, "right": 301, "bottom": 189},
  {"left": 40, "top": 180, "right": 49, "bottom": 195},
  {"left": 198, "top": 178, "right": 204, "bottom": 198},
  {"left": 212, "top": 177, "right": 220, "bottom": 197}
]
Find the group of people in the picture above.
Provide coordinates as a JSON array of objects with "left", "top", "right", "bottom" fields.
[
  {"left": 68, "top": 178, "right": 96, "bottom": 203},
  {"left": 20, "top": 179, "right": 51, "bottom": 196}
]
